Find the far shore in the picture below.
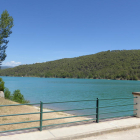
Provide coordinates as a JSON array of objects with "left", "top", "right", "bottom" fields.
[{"left": 1, "top": 75, "right": 140, "bottom": 81}]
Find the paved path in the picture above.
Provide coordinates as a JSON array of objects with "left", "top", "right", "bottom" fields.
[{"left": 1, "top": 117, "right": 140, "bottom": 140}]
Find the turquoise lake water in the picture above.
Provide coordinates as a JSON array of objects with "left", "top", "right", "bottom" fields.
[{"left": 1, "top": 76, "right": 140, "bottom": 119}]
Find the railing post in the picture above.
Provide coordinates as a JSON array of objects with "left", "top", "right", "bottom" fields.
[
  {"left": 40, "top": 101, "right": 43, "bottom": 131},
  {"left": 96, "top": 98, "right": 99, "bottom": 123}
]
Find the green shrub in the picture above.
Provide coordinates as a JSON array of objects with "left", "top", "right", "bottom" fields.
[
  {"left": 12, "top": 89, "right": 29, "bottom": 103},
  {"left": 4, "top": 87, "right": 11, "bottom": 99},
  {"left": 0, "top": 78, "right": 5, "bottom": 91}
]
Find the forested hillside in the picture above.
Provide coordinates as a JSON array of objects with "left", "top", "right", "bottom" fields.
[{"left": 0, "top": 50, "right": 140, "bottom": 80}]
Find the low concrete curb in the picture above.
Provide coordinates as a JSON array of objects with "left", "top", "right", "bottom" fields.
[{"left": 48, "top": 124, "right": 140, "bottom": 140}]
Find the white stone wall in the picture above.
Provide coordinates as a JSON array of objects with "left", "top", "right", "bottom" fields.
[{"left": 0, "top": 91, "right": 4, "bottom": 98}]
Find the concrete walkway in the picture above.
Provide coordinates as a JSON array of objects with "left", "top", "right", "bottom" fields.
[
  {"left": 77, "top": 127, "right": 140, "bottom": 140},
  {"left": 1, "top": 117, "right": 140, "bottom": 140}
]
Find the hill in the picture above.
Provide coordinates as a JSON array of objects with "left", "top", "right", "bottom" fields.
[
  {"left": 0, "top": 50, "right": 140, "bottom": 80},
  {"left": 1, "top": 66, "right": 14, "bottom": 69}
]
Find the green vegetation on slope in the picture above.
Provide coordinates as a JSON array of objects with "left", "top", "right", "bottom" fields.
[{"left": 0, "top": 50, "right": 140, "bottom": 80}]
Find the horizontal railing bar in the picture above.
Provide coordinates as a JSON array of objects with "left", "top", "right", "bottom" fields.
[
  {"left": 99, "top": 97, "right": 136, "bottom": 100},
  {"left": 43, "top": 113, "right": 96, "bottom": 121},
  {"left": 99, "top": 109, "right": 137, "bottom": 115},
  {"left": 99, "top": 103, "right": 137, "bottom": 109},
  {"left": 0, "top": 112, "right": 40, "bottom": 117},
  {"left": 99, "top": 113, "right": 137, "bottom": 120},
  {"left": 0, "top": 120, "right": 40, "bottom": 126},
  {"left": 43, "top": 99, "right": 96, "bottom": 104},
  {"left": 42, "top": 118, "right": 96, "bottom": 127},
  {"left": 0, "top": 97, "right": 136, "bottom": 107},
  {"left": 0, "top": 103, "right": 40, "bottom": 107},
  {"left": 0, "top": 126, "right": 39, "bottom": 133},
  {"left": 43, "top": 107, "right": 97, "bottom": 114}
]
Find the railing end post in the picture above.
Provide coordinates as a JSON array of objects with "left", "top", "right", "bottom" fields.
[{"left": 132, "top": 92, "right": 140, "bottom": 117}]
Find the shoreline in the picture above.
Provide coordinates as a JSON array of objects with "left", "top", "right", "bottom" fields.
[
  {"left": 1, "top": 76, "right": 140, "bottom": 81},
  {"left": 33, "top": 106, "right": 93, "bottom": 119},
  {"left": 33, "top": 106, "right": 72, "bottom": 116}
]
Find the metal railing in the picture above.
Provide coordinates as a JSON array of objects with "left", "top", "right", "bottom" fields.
[{"left": 0, "top": 97, "right": 137, "bottom": 133}]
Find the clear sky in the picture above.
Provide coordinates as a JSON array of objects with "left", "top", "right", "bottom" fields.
[{"left": 0, "top": 0, "right": 140, "bottom": 66}]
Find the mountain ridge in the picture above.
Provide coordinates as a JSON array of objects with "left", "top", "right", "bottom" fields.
[{"left": 0, "top": 50, "right": 140, "bottom": 80}]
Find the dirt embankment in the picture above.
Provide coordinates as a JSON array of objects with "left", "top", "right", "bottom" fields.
[{"left": 0, "top": 97, "right": 90, "bottom": 132}]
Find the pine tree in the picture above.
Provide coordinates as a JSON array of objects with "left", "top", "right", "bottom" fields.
[{"left": 0, "top": 10, "right": 14, "bottom": 69}]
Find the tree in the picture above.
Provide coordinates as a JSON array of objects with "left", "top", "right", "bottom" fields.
[
  {"left": 0, "top": 77, "right": 5, "bottom": 91},
  {"left": 0, "top": 10, "right": 14, "bottom": 69},
  {"left": 11, "top": 89, "right": 29, "bottom": 103},
  {"left": 4, "top": 87, "right": 11, "bottom": 99}
]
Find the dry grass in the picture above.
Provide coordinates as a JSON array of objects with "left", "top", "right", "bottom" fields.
[{"left": 0, "top": 97, "right": 90, "bottom": 132}]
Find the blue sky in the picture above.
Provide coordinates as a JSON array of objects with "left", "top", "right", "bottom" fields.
[{"left": 0, "top": 0, "right": 140, "bottom": 66}]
